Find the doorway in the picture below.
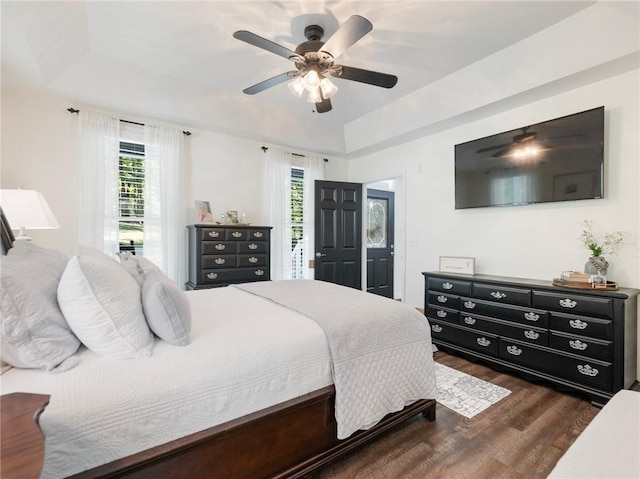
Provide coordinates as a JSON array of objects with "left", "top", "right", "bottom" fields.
[{"left": 366, "top": 189, "right": 394, "bottom": 297}]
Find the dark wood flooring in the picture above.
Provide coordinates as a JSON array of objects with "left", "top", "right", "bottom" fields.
[{"left": 306, "top": 351, "right": 600, "bottom": 479}]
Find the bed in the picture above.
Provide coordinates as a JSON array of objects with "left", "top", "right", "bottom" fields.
[{"left": 0, "top": 219, "right": 437, "bottom": 478}]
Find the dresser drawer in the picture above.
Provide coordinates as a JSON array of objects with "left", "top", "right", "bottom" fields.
[
  {"left": 201, "top": 267, "right": 269, "bottom": 285},
  {"left": 473, "top": 283, "right": 531, "bottom": 306},
  {"left": 549, "top": 331, "right": 612, "bottom": 362},
  {"left": 238, "top": 241, "right": 268, "bottom": 254},
  {"left": 549, "top": 312, "right": 613, "bottom": 340},
  {"left": 238, "top": 254, "right": 268, "bottom": 267},
  {"left": 532, "top": 291, "right": 613, "bottom": 319},
  {"left": 427, "top": 278, "right": 471, "bottom": 295},
  {"left": 200, "top": 228, "right": 224, "bottom": 240},
  {"left": 427, "top": 292, "right": 459, "bottom": 309},
  {"left": 225, "top": 229, "right": 248, "bottom": 241},
  {"left": 429, "top": 319, "right": 498, "bottom": 356},
  {"left": 426, "top": 305, "right": 459, "bottom": 324},
  {"left": 460, "top": 313, "right": 548, "bottom": 346},
  {"left": 499, "top": 340, "right": 612, "bottom": 390},
  {"left": 248, "top": 229, "right": 268, "bottom": 241},
  {"left": 202, "top": 241, "right": 237, "bottom": 254},
  {"left": 459, "top": 297, "right": 548, "bottom": 328},
  {"left": 202, "top": 255, "right": 237, "bottom": 269}
]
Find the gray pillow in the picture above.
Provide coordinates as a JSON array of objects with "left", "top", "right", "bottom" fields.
[
  {"left": 1, "top": 241, "right": 80, "bottom": 370},
  {"left": 142, "top": 269, "right": 192, "bottom": 346},
  {"left": 117, "top": 252, "right": 159, "bottom": 286}
]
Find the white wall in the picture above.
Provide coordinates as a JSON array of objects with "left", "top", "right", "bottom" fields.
[
  {"left": 1, "top": 85, "right": 349, "bottom": 257},
  {"left": 348, "top": 70, "right": 640, "bottom": 378}
]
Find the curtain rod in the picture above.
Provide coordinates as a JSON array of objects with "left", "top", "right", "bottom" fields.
[
  {"left": 261, "top": 146, "right": 328, "bottom": 162},
  {"left": 67, "top": 108, "right": 191, "bottom": 136}
]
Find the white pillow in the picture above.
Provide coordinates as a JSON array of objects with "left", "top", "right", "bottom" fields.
[
  {"left": 1, "top": 241, "right": 80, "bottom": 370},
  {"left": 142, "top": 269, "right": 192, "bottom": 346},
  {"left": 58, "top": 249, "right": 154, "bottom": 359},
  {"left": 117, "top": 252, "right": 159, "bottom": 286}
]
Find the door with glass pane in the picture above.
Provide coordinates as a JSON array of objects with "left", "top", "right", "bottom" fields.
[{"left": 366, "top": 189, "right": 394, "bottom": 298}]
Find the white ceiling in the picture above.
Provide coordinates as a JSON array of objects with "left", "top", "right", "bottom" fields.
[{"left": 1, "top": 1, "right": 599, "bottom": 157}]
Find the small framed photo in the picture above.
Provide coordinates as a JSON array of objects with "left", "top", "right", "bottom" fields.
[
  {"left": 195, "top": 200, "right": 214, "bottom": 223},
  {"left": 439, "top": 256, "right": 475, "bottom": 275},
  {"left": 226, "top": 210, "right": 239, "bottom": 224}
]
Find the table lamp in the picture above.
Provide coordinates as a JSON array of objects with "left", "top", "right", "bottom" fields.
[{"left": 0, "top": 189, "right": 59, "bottom": 240}]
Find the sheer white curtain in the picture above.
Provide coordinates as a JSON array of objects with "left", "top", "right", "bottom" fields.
[
  {"left": 144, "top": 125, "right": 186, "bottom": 286},
  {"left": 301, "top": 155, "right": 325, "bottom": 279},
  {"left": 78, "top": 111, "right": 120, "bottom": 254},
  {"left": 263, "top": 148, "right": 293, "bottom": 280}
]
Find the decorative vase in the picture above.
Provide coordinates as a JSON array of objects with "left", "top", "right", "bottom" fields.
[{"left": 584, "top": 256, "right": 608, "bottom": 284}]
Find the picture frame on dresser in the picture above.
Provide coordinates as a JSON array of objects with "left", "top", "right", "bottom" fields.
[{"left": 423, "top": 271, "right": 638, "bottom": 406}]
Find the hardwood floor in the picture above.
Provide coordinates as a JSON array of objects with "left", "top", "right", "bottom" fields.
[{"left": 306, "top": 351, "right": 600, "bottom": 479}]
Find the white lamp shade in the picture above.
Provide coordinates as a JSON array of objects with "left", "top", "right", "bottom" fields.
[{"left": 0, "top": 189, "right": 59, "bottom": 230}]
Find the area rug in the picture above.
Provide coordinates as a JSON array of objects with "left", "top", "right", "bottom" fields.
[{"left": 435, "top": 363, "right": 511, "bottom": 418}]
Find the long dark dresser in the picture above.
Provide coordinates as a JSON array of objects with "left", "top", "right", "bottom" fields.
[
  {"left": 423, "top": 271, "right": 638, "bottom": 405},
  {"left": 187, "top": 224, "right": 272, "bottom": 289}
]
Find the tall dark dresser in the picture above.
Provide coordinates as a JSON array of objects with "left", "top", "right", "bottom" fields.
[{"left": 187, "top": 224, "right": 272, "bottom": 289}]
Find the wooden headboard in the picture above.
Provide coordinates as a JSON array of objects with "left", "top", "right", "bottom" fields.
[{"left": 0, "top": 206, "right": 15, "bottom": 254}]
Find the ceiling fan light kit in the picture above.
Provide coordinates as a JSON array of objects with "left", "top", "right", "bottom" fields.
[{"left": 233, "top": 15, "right": 397, "bottom": 113}]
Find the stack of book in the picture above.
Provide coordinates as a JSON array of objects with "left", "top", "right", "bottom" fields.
[{"left": 560, "top": 271, "right": 592, "bottom": 283}]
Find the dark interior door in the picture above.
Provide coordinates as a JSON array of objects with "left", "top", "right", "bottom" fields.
[
  {"left": 314, "top": 180, "right": 362, "bottom": 289},
  {"left": 366, "top": 189, "right": 394, "bottom": 298}
]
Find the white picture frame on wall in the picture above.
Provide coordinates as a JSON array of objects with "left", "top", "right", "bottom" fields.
[{"left": 439, "top": 256, "right": 475, "bottom": 275}]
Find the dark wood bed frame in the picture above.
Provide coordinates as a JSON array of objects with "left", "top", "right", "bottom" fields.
[{"left": 0, "top": 210, "right": 437, "bottom": 478}]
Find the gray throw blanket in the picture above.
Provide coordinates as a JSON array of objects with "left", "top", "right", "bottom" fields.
[{"left": 233, "top": 280, "right": 438, "bottom": 439}]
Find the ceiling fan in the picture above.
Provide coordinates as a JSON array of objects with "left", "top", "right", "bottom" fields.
[
  {"left": 233, "top": 15, "right": 398, "bottom": 113},
  {"left": 476, "top": 127, "right": 539, "bottom": 158}
]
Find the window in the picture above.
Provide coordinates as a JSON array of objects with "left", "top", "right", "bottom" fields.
[
  {"left": 291, "top": 167, "right": 304, "bottom": 279},
  {"left": 118, "top": 141, "right": 145, "bottom": 254}
]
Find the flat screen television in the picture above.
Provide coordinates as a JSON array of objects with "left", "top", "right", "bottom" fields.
[{"left": 454, "top": 106, "right": 604, "bottom": 209}]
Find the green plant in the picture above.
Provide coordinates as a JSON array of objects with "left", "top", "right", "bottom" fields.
[{"left": 580, "top": 220, "right": 624, "bottom": 257}]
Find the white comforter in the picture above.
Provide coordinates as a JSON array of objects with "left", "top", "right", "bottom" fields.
[
  {"left": 235, "top": 280, "right": 438, "bottom": 439},
  {"left": 1, "top": 286, "right": 332, "bottom": 478},
  {"left": 1, "top": 281, "right": 437, "bottom": 478}
]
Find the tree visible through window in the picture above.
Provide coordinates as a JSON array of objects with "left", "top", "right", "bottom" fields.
[
  {"left": 119, "top": 141, "right": 145, "bottom": 254},
  {"left": 291, "top": 167, "right": 304, "bottom": 278}
]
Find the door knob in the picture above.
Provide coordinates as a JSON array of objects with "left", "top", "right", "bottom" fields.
[{"left": 315, "top": 252, "right": 327, "bottom": 258}]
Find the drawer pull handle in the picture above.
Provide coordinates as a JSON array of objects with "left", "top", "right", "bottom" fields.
[
  {"left": 491, "top": 291, "right": 507, "bottom": 299},
  {"left": 507, "top": 345, "right": 522, "bottom": 356},
  {"left": 569, "top": 340, "right": 588, "bottom": 351},
  {"left": 442, "top": 282, "right": 453, "bottom": 290},
  {"left": 577, "top": 364, "right": 599, "bottom": 377},
  {"left": 524, "top": 330, "right": 539, "bottom": 340},
  {"left": 249, "top": 244, "right": 258, "bottom": 250},
  {"left": 432, "top": 324, "right": 443, "bottom": 333},
  {"left": 464, "top": 301, "right": 476, "bottom": 309},
  {"left": 255, "top": 270, "right": 264, "bottom": 276},
  {"left": 569, "top": 319, "right": 588, "bottom": 330},
  {"left": 214, "top": 258, "right": 225, "bottom": 265},
  {"left": 464, "top": 316, "right": 476, "bottom": 325},
  {"left": 232, "top": 232, "right": 242, "bottom": 238},
  {"left": 253, "top": 232, "right": 263, "bottom": 238},
  {"left": 476, "top": 337, "right": 491, "bottom": 347},
  {"left": 249, "top": 257, "right": 258, "bottom": 264},
  {"left": 559, "top": 298, "right": 577, "bottom": 308},
  {"left": 215, "top": 244, "right": 225, "bottom": 251},
  {"left": 524, "top": 312, "right": 540, "bottom": 321},
  {"left": 206, "top": 273, "right": 218, "bottom": 280},
  {"left": 207, "top": 231, "right": 220, "bottom": 238},
  {"left": 436, "top": 310, "right": 447, "bottom": 318},
  {"left": 437, "top": 295, "right": 448, "bottom": 303}
]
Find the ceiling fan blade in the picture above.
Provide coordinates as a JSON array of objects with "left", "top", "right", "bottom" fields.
[
  {"left": 315, "top": 97, "right": 332, "bottom": 113},
  {"left": 476, "top": 143, "right": 511, "bottom": 154},
  {"left": 243, "top": 72, "right": 297, "bottom": 95},
  {"left": 320, "top": 15, "right": 372, "bottom": 60},
  {"left": 233, "top": 30, "right": 299, "bottom": 61},
  {"left": 331, "top": 65, "right": 398, "bottom": 89},
  {"left": 491, "top": 148, "right": 511, "bottom": 158}
]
